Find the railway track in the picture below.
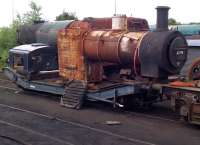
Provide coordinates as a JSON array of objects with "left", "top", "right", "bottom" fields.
[
  {"left": 0, "top": 78, "right": 19, "bottom": 90},
  {"left": 0, "top": 78, "right": 12, "bottom": 83},
  {"left": 0, "top": 103, "right": 156, "bottom": 145},
  {"left": 0, "top": 78, "right": 180, "bottom": 124},
  {"left": 0, "top": 74, "right": 199, "bottom": 145},
  {"left": 123, "top": 109, "right": 179, "bottom": 123},
  {"left": 0, "top": 119, "right": 73, "bottom": 145},
  {"left": 0, "top": 72, "right": 181, "bottom": 123},
  {"left": 0, "top": 85, "right": 18, "bottom": 91}
]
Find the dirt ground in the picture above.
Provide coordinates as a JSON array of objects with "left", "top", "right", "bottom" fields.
[{"left": 0, "top": 73, "right": 199, "bottom": 145}]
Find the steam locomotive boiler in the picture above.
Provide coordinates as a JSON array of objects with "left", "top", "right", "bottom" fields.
[
  {"left": 12, "top": 17, "right": 148, "bottom": 78},
  {"left": 4, "top": 6, "right": 188, "bottom": 110}
]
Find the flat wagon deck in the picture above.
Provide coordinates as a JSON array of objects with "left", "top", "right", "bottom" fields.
[
  {"left": 3, "top": 67, "right": 142, "bottom": 107},
  {"left": 4, "top": 67, "right": 200, "bottom": 125}
]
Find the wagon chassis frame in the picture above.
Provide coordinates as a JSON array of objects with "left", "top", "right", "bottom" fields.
[{"left": 3, "top": 67, "right": 200, "bottom": 125}]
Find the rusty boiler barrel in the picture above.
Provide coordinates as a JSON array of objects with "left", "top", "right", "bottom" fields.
[
  {"left": 84, "top": 30, "right": 187, "bottom": 78},
  {"left": 84, "top": 30, "right": 146, "bottom": 66}
]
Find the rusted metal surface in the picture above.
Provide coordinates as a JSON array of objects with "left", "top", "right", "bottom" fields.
[
  {"left": 58, "top": 21, "right": 90, "bottom": 81},
  {"left": 57, "top": 7, "right": 187, "bottom": 80},
  {"left": 57, "top": 18, "right": 148, "bottom": 81},
  {"left": 83, "top": 17, "right": 112, "bottom": 29},
  {"left": 87, "top": 62, "right": 103, "bottom": 82},
  {"left": 83, "top": 17, "right": 149, "bottom": 31},
  {"left": 58, "top": 21, "right": 105, "bottom": 82},
  {"left": 84, "top": 30, "right": 146, "bottom": 70}
]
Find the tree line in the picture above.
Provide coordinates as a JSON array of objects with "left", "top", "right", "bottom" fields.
[{"left": 0, "top": 1, "right": 77, "bottom": 68}]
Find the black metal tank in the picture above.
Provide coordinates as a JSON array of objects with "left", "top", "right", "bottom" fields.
[
  {"left": 36, "top": 20, "right": 73, "bottom": 47},
  {"left": 17, "top": 21, "right": 44, "bottom": 45},
  {"left": 14, "top": 20, "right": 74, "bottom": 76},
  {"left": 139, "top": 6, "right": 188, "bottom": 78},
  {"left": 17, "top": 20, "right": 73, "bottom": 47}
]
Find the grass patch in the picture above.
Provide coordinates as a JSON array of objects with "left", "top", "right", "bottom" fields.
[
  {"left": 0, "top": 49, "right": 8, "bottom": 68},
  {"left": 0, "top": 27, "right": 17, "bottom": 69}
]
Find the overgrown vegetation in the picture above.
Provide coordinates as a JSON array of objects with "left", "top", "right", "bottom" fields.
[
  {"left": 20, "top": 1, "right": 43, "bottom": 25},
  {"left": 0, "top": 1, "right": 43, "bottom": 69},
  {"left": 0, "top": 24, "right": 17, "bottom": 68},
  {"left": 56, "top": 11, "right": 77, "bottom": 21},
  {"left": 168, "top": 18, "right": 181, "bottom": 25}
]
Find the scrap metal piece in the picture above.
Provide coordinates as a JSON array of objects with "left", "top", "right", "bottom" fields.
[{"left": 105, "top": 121, "right": 121, "bottom": 125}]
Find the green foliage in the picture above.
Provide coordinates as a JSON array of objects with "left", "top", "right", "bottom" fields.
[
  {"left": 0, "top": 27, "right": 16, "bottom": 50},
  {"left": 0, "top": 26, "right": 16, "bottom": 68},
  {"left": 13, "top": 1, "right": 43, "bottom": 25},
  {"left": 169, "top": 18, "right": 181, "bottom": 25},
  {"left": 0, "top": 1, "right": 43, "bottom": 68},
  {"left": 56, "top": 11, "right": 77, "bottom": 21},
  {"left": 0, "top": 49, "right": 9, "bottom": 68},
  {"left": 22, "top": 1, "right": 43, "bottom": 24},
  {"left": 14, "top": 14, "right": 24, "bottom": 27}
]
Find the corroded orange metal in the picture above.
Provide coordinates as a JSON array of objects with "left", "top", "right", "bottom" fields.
[
  {"left": 58, "top": 18, "right": 148, "bottom": 81},
  {"left": 83, "top": 30, "right": 146, "bottom": 69},
  {"left": 58, "top": 21, "right": 91, "bottom": 80},
  {"left": 83, "top": 17, "right": 149, "bottom": 31},
  {"left": 58, "top": 21, "right": 104, "bottom": 81}
]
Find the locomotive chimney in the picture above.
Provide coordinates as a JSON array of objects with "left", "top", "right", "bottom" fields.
[{"left": 156, "top": 6, "right": 170, "bottom": 31}]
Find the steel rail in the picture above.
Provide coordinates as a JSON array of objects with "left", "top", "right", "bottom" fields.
[
  {"left": 0, "top": 78, "right": 12, "bottom": 83},
  {"left": 0, "top": 85, "right": 18, "bottom": 91},
  {"left": 0, "top": 85, "right": 179, "bottom": 123},
  {"left": 123, "top": 110, "right": 179, "bottom": 123},
  {"left": 0, "top": 135, "right": 32, "bottom": 145},
  {"left": 0, "top": 103, "right": 157, "bottom": 145},
  {"left": 0, "top": 119, "right": 74, "bottom": 145}
]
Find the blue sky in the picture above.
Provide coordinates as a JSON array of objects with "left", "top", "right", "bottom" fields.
[{"left": 0, "top": 0, "right": 199, "bottom": 27}]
